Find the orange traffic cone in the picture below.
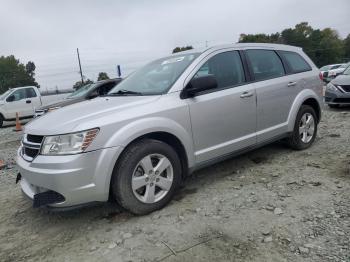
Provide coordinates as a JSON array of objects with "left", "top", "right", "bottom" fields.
[{"left": 14, "top": 112, "right": 23, "bottom": 132}]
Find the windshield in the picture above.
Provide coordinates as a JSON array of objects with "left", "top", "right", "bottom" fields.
[
  {"left": 343, "top": 65, "right": 350, "bottom": 75},
  {"left": 320, "top": 65, "right": 330, "bottom": 71},
  {"left": 67, "top": 83, "right": 95, "bottom": 98},
  {"left": 0, "top": 89, "right": 12, "bottom": 100},
  {"left": 339, "top": 63, "right": 348, "bottom": 69},
  {"left": 109, "top": 53, "right": 200, "bottom": 96}
]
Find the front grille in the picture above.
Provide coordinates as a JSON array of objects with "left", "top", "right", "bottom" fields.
[
  {"left": 334, "top": 98, "right": 350, "bottom": 103},
  {"left": 27, "top": 134, "right": 44, "bottom": 144},
  {"left": 21, "top": 134, "right": 44, "bottom": 161},
  {"left": 339, "top": 85, "right": 350, "bottom": 93},
  {"left": 24, "top": 147, "right": 39, "bottom": 158}
]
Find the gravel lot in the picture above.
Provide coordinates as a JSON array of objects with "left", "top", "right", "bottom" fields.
[{"left": 0, "top": 106, "right": 349, "bottom": 262}]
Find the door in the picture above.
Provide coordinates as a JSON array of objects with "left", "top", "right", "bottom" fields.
[
  {"left": 245, "top": 49, "right": 302, "bottom": 142},
  {"left": 185, "top": 51, "right": 257, "bottom": 164},
  {"left": 25, "top": 87, "right": 41, "bottom": 113},
  {"left": 4, "top": 88, "right": 34, "bottom": 119}
]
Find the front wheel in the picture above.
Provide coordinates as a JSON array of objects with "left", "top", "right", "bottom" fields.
[
  {"left": 287, "top": 105, "right": 318, "bottom": 150},
  {"left": 111, "top": 139, "right": 182, "bottom": 215}
]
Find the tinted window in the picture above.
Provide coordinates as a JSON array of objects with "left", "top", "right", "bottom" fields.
[
  {"left": 7, "top": 89, "right": 26, "bottom": 102},
  {"left": 98, "top": 82, "right": 118, "bottom": 95},
  {"left": 194, "top": 51, "right": 245, "bottom": 89},
  {"left": 281, "top": 51, "right": 311, "bottom": 73},
  {"left": 246, "top": 50, "right": 285, "bottom": 81},
  {"left": 26, "top": 88, "right": 37, "bottom": 98}
]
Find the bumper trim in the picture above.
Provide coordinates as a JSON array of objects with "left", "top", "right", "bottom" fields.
[{"left": 33, "top": 190, "right": 65, "bottom": 208}]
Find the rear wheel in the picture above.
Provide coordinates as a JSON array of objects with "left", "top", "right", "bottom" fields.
[
  {"left": 287, "top": 105, "right": 318, "bottom": 150},
  {"left": 111, "top": 139, "right": 182, "bottom": 215}
]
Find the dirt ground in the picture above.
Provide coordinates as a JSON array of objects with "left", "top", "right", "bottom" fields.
[{"left": 0, "top": 105, "right": 349, "bottom": 262}]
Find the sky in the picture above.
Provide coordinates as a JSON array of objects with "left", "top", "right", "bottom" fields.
[{"left": 0, "top": 0, "right": 349, "bottom": 91}]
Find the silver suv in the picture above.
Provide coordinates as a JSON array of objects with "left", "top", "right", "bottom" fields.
[{"left": 17, "top": 43, "right": 323, "bottom": 215}]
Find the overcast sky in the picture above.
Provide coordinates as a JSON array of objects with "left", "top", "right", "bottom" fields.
[{"left": 1, "top": 0, "right": 349, "bottom": 91}]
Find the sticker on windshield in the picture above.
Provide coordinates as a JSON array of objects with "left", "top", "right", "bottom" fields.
[{"left": 161, "top": 57, "right": 185, "bottom": 65}]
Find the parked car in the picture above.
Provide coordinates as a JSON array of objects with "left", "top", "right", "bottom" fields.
[
  {"left": 0, "top": 86, "right": 68, "bottom": 127},
  {"left": 325, "top": 64, "right": 350, "bottom": 108},
  {"left": 34, "top": 78, "right": 122, "bottom": 118},
  {"left": 17, "top": 43, "right": 323, "bottom": 215},
  {"left": 327, "top": 62, "right": 350, "bottom": 80},
  {"left": 319, "top": 64, "right": 343, "bottom": 82}
]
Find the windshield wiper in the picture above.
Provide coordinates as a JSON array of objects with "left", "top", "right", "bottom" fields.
[{"left": 108, "top": 89, "right": 143, "bottom": 96}]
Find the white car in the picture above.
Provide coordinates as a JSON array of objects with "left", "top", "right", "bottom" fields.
[
  {"left": 319, "top": 64, "right": 343, "bottom": 82},
  {"left": 0, "top": 86, "right": 68, "bottom": 127},
  {"left": 327, "top": 63, "right": 350, "bottom": 80}
]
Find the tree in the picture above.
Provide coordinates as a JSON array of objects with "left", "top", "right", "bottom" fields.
[
  {"left": 238, "top": 22, "right": 347, "bottom": 67},
  {"left": 343, "top": 34, "right": 350, "bottom": 61},
  {"left": 0, "top": 55, "right": 39, "bottom": 93},
  {"left": 97, "top": 72, "right": 110, "bottom": 81},
  {"left": 73, "top": 79, "right": 93, "bottom": 90},
  {"left": 172, "top": 46, "right": 194, "bottom": 54}
]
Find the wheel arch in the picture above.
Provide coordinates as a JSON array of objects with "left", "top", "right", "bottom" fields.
[{"left": 287, "top": 90, "right": 322, "bottom": 132}]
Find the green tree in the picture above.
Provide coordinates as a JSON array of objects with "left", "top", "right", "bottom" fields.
[
  {"left": 97, "top": 72, "right": 110, "bottom": 81},
  {"left": 73, "top": 79, "right": 93, "bottom": 90},
  {"left": 239, "top": 22, "right": 346, "bottom": 67},
  {"left": 343, "top": 34, "right": 350, "bottom": 61},
  {"left": 172, "top": 46, "right": 194, "bottom": 54},
  {"left": 0, "top": 55, "right": 39, "bottom": 93}
]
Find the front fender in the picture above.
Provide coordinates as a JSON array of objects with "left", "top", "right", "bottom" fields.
[
  {"left": 104, "top": 117, "right": 195, "bottom": 168},
  {"left": 287, "top": 89, "right": 322, "bottom": 132}
]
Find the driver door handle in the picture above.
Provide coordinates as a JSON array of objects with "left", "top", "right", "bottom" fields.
[
  {"left": 240, "top": 91, "right": 254, "bottom": 98},
  {"left": 287, "top": 81, "right": 297, "bottom": 87}
]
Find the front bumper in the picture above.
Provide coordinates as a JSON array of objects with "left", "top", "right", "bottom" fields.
[
  {"left": 17, "top": 146, "right": 123, "bottom": 208},
  {"left": 325, "top": 89, "right": 350, "bottom": 105}
]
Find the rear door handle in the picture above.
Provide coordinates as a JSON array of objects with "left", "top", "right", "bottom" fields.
[
  {"left": 240, "top": 91, "right": 254, "bottom": 98},
  {"left": 287, "top": 82, "right": 297, "bottom": 87},
  {"left": 26, "top": 100, "right": 31, "bottom": 104}
]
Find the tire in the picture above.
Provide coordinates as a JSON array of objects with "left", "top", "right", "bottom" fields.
[
  {"left": 111, "top": 139, "right": 182, "bottom": 215},
  {"left": 328, "top": 104, "right": 339, "bottom": 108},
  {"left": 287, "top": 105, "right": 318, "bottom": 150}
]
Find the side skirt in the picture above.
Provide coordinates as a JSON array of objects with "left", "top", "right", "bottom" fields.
[{"left": 188, "top": 133, "right": 290, "bottom": 174}]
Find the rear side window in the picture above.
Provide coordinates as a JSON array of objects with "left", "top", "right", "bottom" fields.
[
  {"left": 280, "top": 51, "right": 312, "bottom": 73},
  {"left": 26, "top": 88, "right": 37, "bottom": 98},
  {"left": 194, "top": 51, "right": 245, "bottom": 89},
  {"left": 245, "top": 50, "right": 285, "bottom": 81}
]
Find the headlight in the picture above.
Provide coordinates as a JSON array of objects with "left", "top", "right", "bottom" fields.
[
  {"left": 40, "top": 128, "right": 99, "bottom": 155},
  {"left": 326, "top": 83, "right": 338, "bottom": 92}
]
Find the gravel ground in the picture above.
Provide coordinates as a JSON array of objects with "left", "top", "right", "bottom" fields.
[{"left": 0, "top": 106, "right": 349, "bottom": 262}]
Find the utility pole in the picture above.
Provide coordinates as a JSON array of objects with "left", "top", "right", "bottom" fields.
[{"left": 76, "top": 48, "right": 84, "bottom": 84}]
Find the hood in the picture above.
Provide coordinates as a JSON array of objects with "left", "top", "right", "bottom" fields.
[
  {"left": 331, "top": 75, "right": 350, "bottom": 85},
  {"left": 25, "top": 95, "right": 161, "bottom": 135},
  {"left": 39, "top": 97, "right": 85, "bottom": 110}
]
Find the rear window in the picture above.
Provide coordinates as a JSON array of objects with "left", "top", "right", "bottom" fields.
[{"left": 280, "top": 51, "right": 312, "bottom": 73}]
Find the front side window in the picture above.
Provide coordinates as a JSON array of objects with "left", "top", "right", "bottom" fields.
[
  {"left": 109, "top": 53, "right": 199, "bottom": 96},
  {"left": 7, "top": 89, "right": 26, "bottom": 102},
  {"left": 280, "top": 51, "right": 311, "bottom": 73},
  {"left": 194, "top": 51, "right": 245, "bottom": 89},
  {"left": 246, "top": 49, "right": 285, "bottom": 81}
]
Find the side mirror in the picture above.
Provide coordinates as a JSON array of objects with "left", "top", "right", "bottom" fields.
[
  {"left": 6, "top": 95, "right": 15, "bottom": 102},
  {"left": 181, "top": 75, "right": 218, "bottom": 99}
]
